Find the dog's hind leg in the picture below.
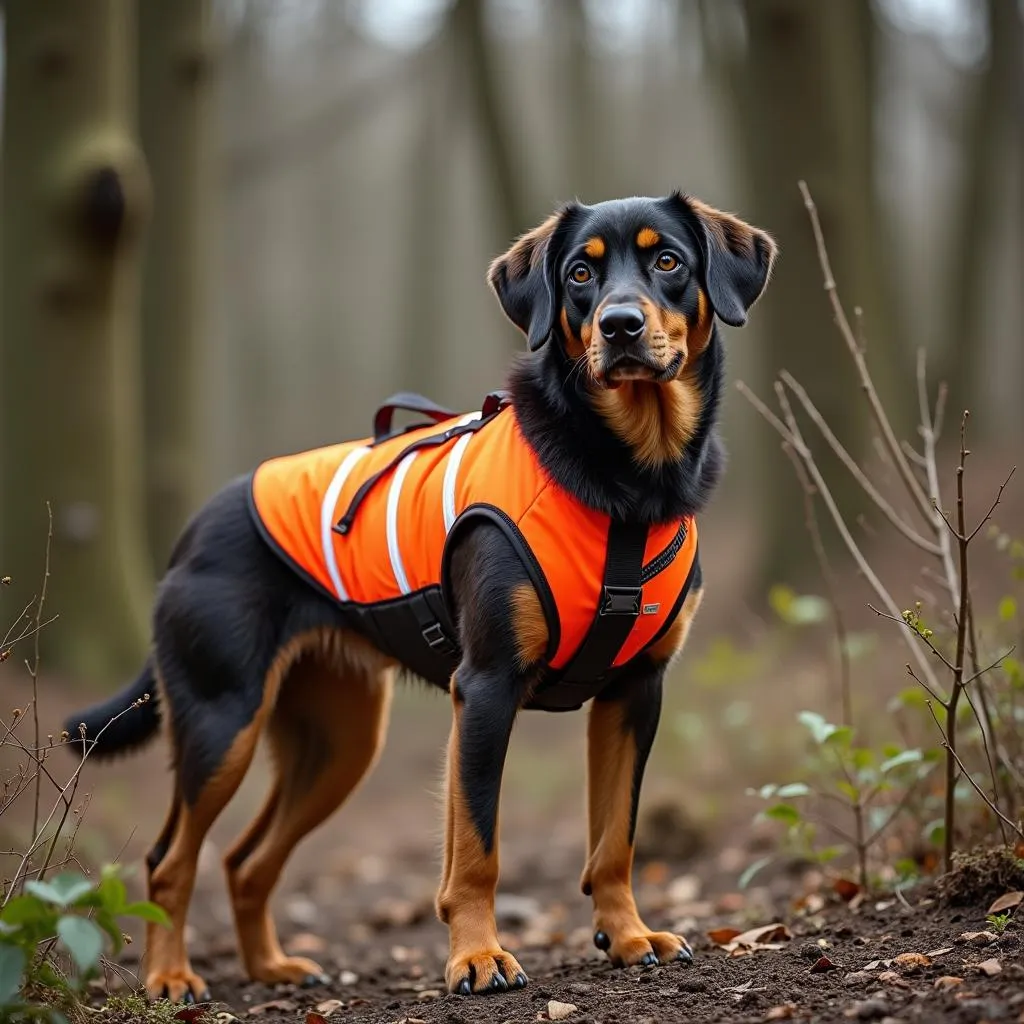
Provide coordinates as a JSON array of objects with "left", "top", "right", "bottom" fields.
[
  {"left": 225, "top": 635, "right": 394, "bottom": 986},
  {"left": 144, "top": 698, "right": 267, "bottom": 1002}
]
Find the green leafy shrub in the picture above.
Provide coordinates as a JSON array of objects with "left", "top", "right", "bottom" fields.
[{"left": 0, "top": 866, "right": 168, "bottom": 1022}]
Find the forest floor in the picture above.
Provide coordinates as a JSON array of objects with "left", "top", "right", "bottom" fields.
[{"left": 8, "top": 672, "right": 1019, "bottom": 1024}]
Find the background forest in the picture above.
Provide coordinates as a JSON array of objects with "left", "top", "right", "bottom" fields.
[{"left": 0, "top": 3, "right": 1022, "bottom": 1022}]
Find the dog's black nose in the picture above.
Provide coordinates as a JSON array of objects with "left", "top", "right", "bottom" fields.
[{"left": 598, "top": 304, "right": 646, "bottom": 346}]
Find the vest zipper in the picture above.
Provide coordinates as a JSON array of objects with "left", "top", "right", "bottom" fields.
[{"left": 638, "top": 521, "right": 688, "bottom": 585}]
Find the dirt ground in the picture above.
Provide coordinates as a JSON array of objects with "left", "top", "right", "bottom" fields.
[{"left": 33, "top": 674, "right": 1013, "bottom": 1024}]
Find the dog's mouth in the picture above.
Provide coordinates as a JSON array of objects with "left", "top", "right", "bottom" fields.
[{"left": 600, "top": 349, "right": 684, "bottom": 389}]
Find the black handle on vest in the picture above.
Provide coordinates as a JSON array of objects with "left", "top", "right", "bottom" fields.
[{"left": 373, "top": 392, "right": 458, "bottom": 442}]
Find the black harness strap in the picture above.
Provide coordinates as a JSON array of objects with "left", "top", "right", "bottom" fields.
[{"left": 562, "top": 520, "right": 649, "bottom": 682}]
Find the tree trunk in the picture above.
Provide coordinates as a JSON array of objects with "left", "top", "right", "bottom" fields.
[
  {"left": 451, "top": 0, "right": 531, "bottom": 245},
  {"left": 0, "top": 0, "right": 152, "bottom": 681},
  {"left": 139, "top": 0, "right": 212, "bottom": 572},
  {"left": 721, "top": 0, "right": 899, "bottom": 588},
  {"left": 942, "top": 0, "right": 1023, "bottom": 427}
]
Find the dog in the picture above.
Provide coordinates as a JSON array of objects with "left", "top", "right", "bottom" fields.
[{"left": 67, "top": 192, "right": 775, "bottom": 1001}]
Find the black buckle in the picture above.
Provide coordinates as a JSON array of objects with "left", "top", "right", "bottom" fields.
[
  {"left": 600, "top": 586, "right": 642, "bottom": 616},
  {"left": 422, "top": 622, "right": 457, "bottom": 655}
]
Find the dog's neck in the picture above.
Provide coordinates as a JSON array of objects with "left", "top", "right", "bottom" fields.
[{"left": 507, "top": 330, "right": 725, "bottom": 524}]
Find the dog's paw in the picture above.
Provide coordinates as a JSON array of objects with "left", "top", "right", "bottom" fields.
[
  {"left": 594, "top": 927, "right": 692, "bottom": 968},
  {"left": 445, "top": 948, "right": 528, "bottom": 995},
  {"left": 145, "top": 967, "right": 211, "bottom": 1004},
  {"left": 249, "top": 955, "right": 330, "bottom": 987}
]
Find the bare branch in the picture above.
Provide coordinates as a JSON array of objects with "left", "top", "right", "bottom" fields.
[
  {"left": 916, "top": 350, "right": 959, "bottom": 603},
  {"left": 868, "top": 604, "right": 956, "bottom": 678},
  {"left": 779, "top": 371, "right": 941, "bottom": 555},
  {"left": 798, "top": 180, "right": 934, "bottom": 525},
  {"left": 967, "top": 466, "right": 1016, "bottom": 543}
]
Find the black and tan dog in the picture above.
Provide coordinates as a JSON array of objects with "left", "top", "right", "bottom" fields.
[{"left": 68, "top": 193, "right": 775, "bottom": 1001}]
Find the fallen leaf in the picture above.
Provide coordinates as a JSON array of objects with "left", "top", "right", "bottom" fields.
[
  {"left": 1014, "top": 839, "right": 1024, "bottom": 860},
  {"left": 314, "top": 1000, "right": 345, "bottom": 1015},
  {"left": 810, "top": 955, "right": 839, "bottom": 973},
  {"left": 933, "top": 976, "right": 963, "bottom": 991},
  {"left": 709, "top": 922, "right": 792, "bottom": 955},
  {"left": 987, "top": 891, "right": 1023, "bottom": 915},
  {"left": 547, "top": 1000, "right": 578, "bottom": 1020},
  {"left": 764, "top": 1004, "right": 798, "bottom": 1021},
  {"left": 893, "top": 952, "right": 931, "bottom": 972},
  {"left": 833, "top": 878, "right": 861, "bottom": 902},
  {"left": 305, "top": 1015, "right": 328, "bottom": 1024},
  {"left": 878, "top": 970, "right": 910, "bottom": 989},
  {"left": 977, "top": 958, "right": 1002, "bottom": 977},
  {"left": 957, "top": 930, "right": 997, "bottom": 946},
  {"left": 174, "top": 1009, "right": 208, "bottom": 1023},
  {"left": 248, "top": 1000, "right": 297, "bottom": 1016},
  {"left": 925, "top": 946, "right": 954, "bottom": 957}
]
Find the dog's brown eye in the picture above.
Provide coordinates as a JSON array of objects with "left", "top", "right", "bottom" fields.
[
  {"left": 656, "top": 252, "right": 680, "bottom": 272},
  {"left": 569, "top": 263, "right": 592, "bottom": 285}
]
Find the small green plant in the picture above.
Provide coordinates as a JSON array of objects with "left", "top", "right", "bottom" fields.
[
  {"left": 0, "top": 866, "right": 169, "bottom": 1022},
  {"left": 985, "top": 911, "right": 1011, "bottom": 934},
  {"left": 747, "top": 710, "right": 938, "bottom": 889}
]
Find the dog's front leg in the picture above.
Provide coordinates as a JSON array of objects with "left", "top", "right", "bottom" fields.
[
  {"left": 436, "top": 667, "right": 528, "bottom": 994},
  {"left": 581, "top": 664, "right": 693, "bottom": 967}
]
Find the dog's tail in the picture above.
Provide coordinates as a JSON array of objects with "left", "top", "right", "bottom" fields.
[{"left": 63, "top": 657, "right": 162, "bottom": 761}]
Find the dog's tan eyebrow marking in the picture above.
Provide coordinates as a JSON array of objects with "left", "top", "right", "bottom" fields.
[
  {"left": 636, "top": 227, "right": 660, "bottom": 249},
  {"left": 584, "top": 236, "right": 606, "bottom": 259}
]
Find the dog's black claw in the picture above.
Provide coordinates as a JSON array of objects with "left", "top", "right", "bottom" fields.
[
  {"left": 593, "top": 931, "right": 610, "bottom": 951},
  {"left": 458, "top": 978, "right": 472, "bottom": 995},
  {"left": 491, "top": 973, "right": 508, "bottom": 991},
  {"left": 182, "top": 991, "right": 196, "bottom": 1005},
  {"left": 640, "top": 951, "right": 658, "bottom": 967},
  {"left": 676, "top": 947, "right": 693, "bottom": 964},
  {"left": 301, "top": 973, "right": 330, "bottom": 988},
  {"left": 513, "top": 972, "right": 528, "bottom": 989},
  {"left": 199, "top": 990, "right": 212, "bottom": 1003}
]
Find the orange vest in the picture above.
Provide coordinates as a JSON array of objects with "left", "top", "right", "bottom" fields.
[{"left": 249, "top": 394, "right": 700, "bottom": 709}]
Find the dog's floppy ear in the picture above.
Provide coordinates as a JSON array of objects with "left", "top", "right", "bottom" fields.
[
  {"left": 671, "top": 193, "right": 777, "bottom": 328},
  {"left": 488, "top": 204, "right": 578, "bottom": 351}
]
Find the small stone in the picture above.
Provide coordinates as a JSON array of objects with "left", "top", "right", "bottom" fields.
[
  {"left": 933, "top": 976, "right": 962, "bottom": 991},
  {"left": 338, "top": 970, "right": 359, "bottom": 985},
  {"left": 877, "top": 971, "right": 909, "bottom": 989},
  {"left": 957, "top": 930, "right": 998, "bottom": 946},
  {"left": 844, "top": 998, "right": 890, "bottom": 1020},
  {"left": 800, "top": 943, "right": 823, "bottom": 961},
  {"left": 845, "top": 971, "right": 875, "bottom": 986},
  {"left": 495, "top": 893, "right": 541, "bottom": 926},
  {"left": 547, "top": 1001, "right": 578, "bottom": 1021}
]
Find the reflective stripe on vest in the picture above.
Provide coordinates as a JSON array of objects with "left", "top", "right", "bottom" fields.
[{"left": 250, "top": 404, "right": 698, "bottom": 674}]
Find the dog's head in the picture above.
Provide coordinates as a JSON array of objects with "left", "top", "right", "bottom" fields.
[{"left": 489, "top": 194, "right": 776, "bottom": 387}]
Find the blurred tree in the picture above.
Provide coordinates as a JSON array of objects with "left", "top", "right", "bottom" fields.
[
  {"left": 451, "top": 0, "right": 531, "bottom": 248},
  {"left": 401, "top": 44, "right": 452, "bottom": 396},
  {"left": 139, "top": 0, "right": 213, "bottom": 572},
  {"left": 552, "top": 0, "right": 598, "bottom": 200},
  {"left": 0, "top": 0, "right": 152, "bottom": 680},
  {"left": 942, "top": 0, "right": 1023, "bottom": 422},
  {"left": 707, "top": 0, "right": 902, "bottom": 587}
]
